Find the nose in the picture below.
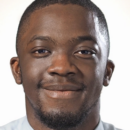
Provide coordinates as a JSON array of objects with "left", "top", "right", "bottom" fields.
[{"left": 47, "top": 54, "right": 77, "bottom": 77}]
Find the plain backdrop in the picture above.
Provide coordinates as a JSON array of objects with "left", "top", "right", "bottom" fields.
[{"left": 0, "top": 0, "right": 130, "bottom": 130}]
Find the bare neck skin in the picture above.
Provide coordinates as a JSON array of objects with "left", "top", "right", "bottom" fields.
[{"left": 26, "top": 97, "right": 100, "bottom": 130}]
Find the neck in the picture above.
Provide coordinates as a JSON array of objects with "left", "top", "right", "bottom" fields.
[{"left": 26, "top": 97, "right": 100, "bottom": 130}]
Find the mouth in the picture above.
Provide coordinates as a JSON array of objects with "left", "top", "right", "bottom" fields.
[
  {"left": 43, "top": 89, "right": 82, "bottom": 99},
  {"left": 41, "top": 83, "right": 85, "bottom": 99}
]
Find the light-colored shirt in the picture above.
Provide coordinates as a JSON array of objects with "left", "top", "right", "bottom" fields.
[{"left": 0, "top": 116, "right": 122, "bottom": 130}]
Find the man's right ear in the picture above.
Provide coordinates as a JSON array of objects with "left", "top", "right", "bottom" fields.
[{"left": 10, "top": 57, "right": 22, "bottom": 84}]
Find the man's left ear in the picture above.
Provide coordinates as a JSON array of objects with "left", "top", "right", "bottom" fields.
[{"left": 103, "top": 60, "right": 115, "bottom": 86}]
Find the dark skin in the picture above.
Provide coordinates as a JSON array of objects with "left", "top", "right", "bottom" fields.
[{"left": 10, "top": 4, "right": 114, "bottom": 130}]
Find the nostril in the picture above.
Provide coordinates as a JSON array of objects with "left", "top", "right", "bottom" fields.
[
  {"left": 49, "top": 71, "right": 75, "bottom": 77},
  {"left": 47, "top": 57, "right": 78, "bottom": 76},
  {"left": 68, "top": 72, "right": 75, "bottom": 76},
  {"left": 50, "top": 72, "right": 58, "bottom": 76}
]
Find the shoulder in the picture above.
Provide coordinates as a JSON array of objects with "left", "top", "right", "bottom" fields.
[
  {"left": 95, "top": 120, "right": 123, "bottom": 130},
  {"left": 102, "top": 121, "right": 123, "bottom": 130},
  {"left": 0, "top": 116, "right": 33, "bottom": 130}
]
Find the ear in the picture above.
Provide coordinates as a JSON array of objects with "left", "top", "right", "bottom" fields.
[
  {"left": 103, "top": 60, "right": 115, "bottom": 86},
  {"left": 10, "top": 57, "right": 22, "bottom": 84}
]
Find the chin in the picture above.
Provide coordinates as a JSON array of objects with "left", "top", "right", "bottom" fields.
[
  {"left": 31, "top": 99, "right": 98, "bottom": 130},
  {"left": 34, "top": 105, "right": 88, "bottom": 130}
]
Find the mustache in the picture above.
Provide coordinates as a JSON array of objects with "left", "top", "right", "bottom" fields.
[{"left": 37, "top": 79, "right": 86, "bottom": 91}]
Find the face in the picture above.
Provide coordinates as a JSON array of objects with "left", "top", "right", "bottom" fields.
[{"left": 11, "top": 4, "right": 114, "bottom": 129}]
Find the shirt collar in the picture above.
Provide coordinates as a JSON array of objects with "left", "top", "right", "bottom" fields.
[
  {"left": 94, "top": 119, "right": 104, "bottom": 130},
  {"left": 24, "top": 117, "right": 33, "bottom": 130}
]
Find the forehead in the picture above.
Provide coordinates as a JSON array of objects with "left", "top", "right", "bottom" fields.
[
  {"left": 21, "top": 4, "right": 95, "bottom": 41},
  {"left": 20, "top": 4, "right": 107, "bottom": 57}
]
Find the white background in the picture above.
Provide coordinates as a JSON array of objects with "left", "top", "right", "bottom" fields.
[{"left": 0, "top": 0, "right": 130, "bottom": 130}]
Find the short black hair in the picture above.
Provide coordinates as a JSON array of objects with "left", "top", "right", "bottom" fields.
[{"left": 16, "top": 0, "right": 110, "bottom": 56}]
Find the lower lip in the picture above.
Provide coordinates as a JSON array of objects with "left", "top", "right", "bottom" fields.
[{"left": 43, "top": 89, "right": 82, "bottom": 99}]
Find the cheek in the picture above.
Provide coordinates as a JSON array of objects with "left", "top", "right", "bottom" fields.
[
  {"left": 20, "top": 58, "right": 49, "bottom": 104},
  {"left": 21, "top": 56, "right": 49, "bottom": 83},
  {"left": 21, "top": 66, "right": 40, "bottom": 105},
  {"left": 79, "top": 61, "right": 105, "bottom": 103},
  {"left": 22, "top": 62, "right": 40, "bottom": 87}
]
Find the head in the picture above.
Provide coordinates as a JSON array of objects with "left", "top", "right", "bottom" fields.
[{"left": 10, "top": 0, "right": 115, "bottom": 130}]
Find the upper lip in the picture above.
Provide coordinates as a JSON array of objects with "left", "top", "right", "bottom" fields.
[{"left": 42, "top": 83, "right": 84, "bottom": 91}]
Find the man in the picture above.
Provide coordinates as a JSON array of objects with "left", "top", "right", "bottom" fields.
[{"left": 0, "top": 0, "right": 121, "bottom": 130}]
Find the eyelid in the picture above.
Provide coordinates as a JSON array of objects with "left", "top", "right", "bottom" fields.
[
  {"left": 30, "top": 46, "right": 49, "bottom": 52},
  {"left": 77, "top": 50, "right": 95, "bottom": 54},
  {"left": 73, "top": 48, "right": 97, "bottom": 59},
  {"left": 30, "top": 47, "right": 51, "bottom": 58},
  {"left": 33, "top": 49, "right": 50, "bottom": 54},
  {"left": 76, "top": 45, "right": 97, "bottom": 50},
  {"left": 74, "top": 47, "right": 96, "bottom": 54}
]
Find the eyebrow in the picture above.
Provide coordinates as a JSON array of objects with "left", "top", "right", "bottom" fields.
[
  {"left": 28, "top": 35, "right": 56, "bottom": 45},
  {"left": 28, "top": 35, "right": 97, "bottom": 45},
  {"left": 69, "top": 36, "right": 97, "bottom": 44}
]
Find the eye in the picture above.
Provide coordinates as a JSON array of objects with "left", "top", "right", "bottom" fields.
[
  {"left": 34, "top": 49, "right": 49, "bottom": 54},
  {"left": 32, "top": 49, "right": 51, "bottom": 58},
  {"left": 78, "top": 50, "right": 93, "bottom": 55},
  {"left": 74, "top": 49, "right": 96, "bottom": 59}
]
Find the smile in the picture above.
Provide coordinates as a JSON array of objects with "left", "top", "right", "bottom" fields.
[
  {"left": 40, "top": 83, "right": 84, "bottom": 99},
  {"left": 43, "top": 89, "right": 82, "bottom": 99}
]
